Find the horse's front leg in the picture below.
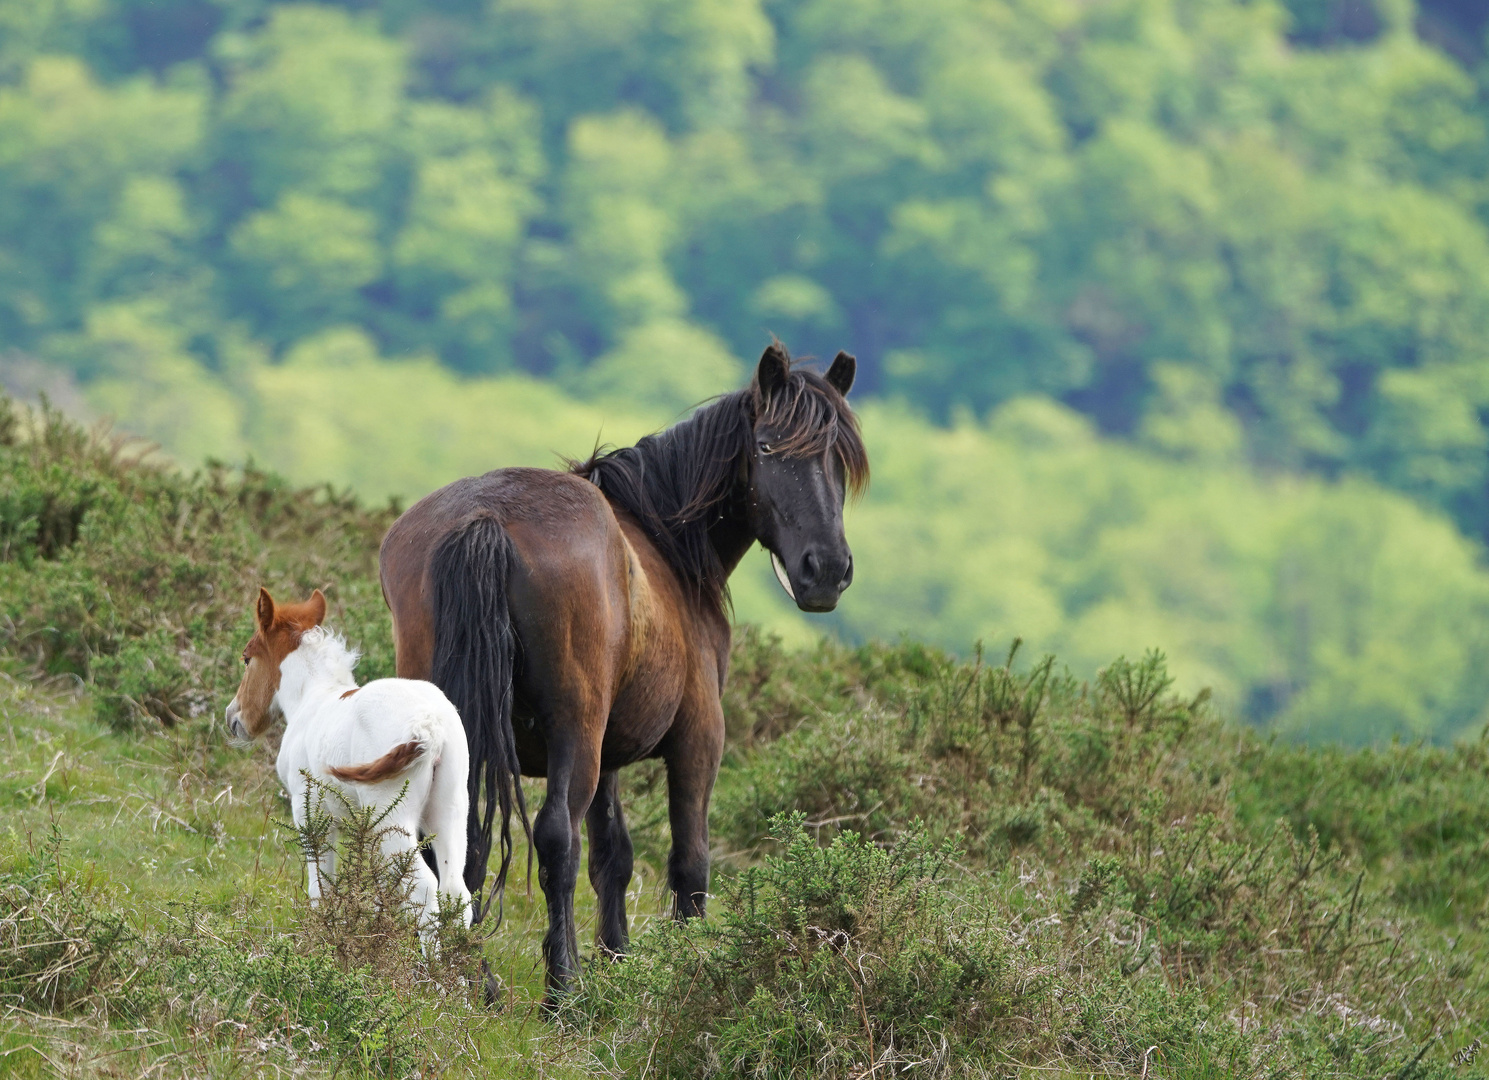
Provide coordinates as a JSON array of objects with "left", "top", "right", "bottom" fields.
[
  {"left": 663, "top": 699, "right": 725, "bottom": 919},
  {"left": 586, "top": 770, "right": 634, "bottom": 957},
  {"left": 533, "top": 729, "right": 603, "bottom": 1005}
]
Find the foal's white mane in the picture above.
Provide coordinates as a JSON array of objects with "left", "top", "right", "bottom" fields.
[{"left": 292, "top": 625, "right": 361, "bottom": 684}]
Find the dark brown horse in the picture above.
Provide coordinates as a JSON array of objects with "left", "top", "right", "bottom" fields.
[{"left": 378, "top": 343, "right": 867, "bottom": 1001}]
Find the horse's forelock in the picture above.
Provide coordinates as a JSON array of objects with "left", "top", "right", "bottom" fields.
[{"left": 750, "top": 357, "right": 869, "bottom": 499}]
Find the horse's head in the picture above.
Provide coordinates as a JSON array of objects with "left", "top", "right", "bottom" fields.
[
  {"left": 746, "top": 343, "right": 869, "bottom": 613},
  {"left": 225, "top": 586, "right": 326, "bottom": 743}
]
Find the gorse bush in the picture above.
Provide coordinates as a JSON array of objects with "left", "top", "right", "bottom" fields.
[
  {"left": 620, "top": 634, "right": 1489, "bottom": 1078},
  {"left": 0, "top": 395, "right": 398, "bottom": 731},
  {"left": 284, "top": 776, "right": 485, "bottom": 995},
  {"left": 576, "top": 815, "right": 1014, "bottom": 1077},
  {"left": 713, "top": 642, "right": 1223, "bottom": 862},
  {"left": 577, "top": 812, "right": 1481, "bottom": 1079}
]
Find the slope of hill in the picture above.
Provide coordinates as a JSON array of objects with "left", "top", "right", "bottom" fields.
[{"left": 1, "top": 392, "right": 1487, "bottom": 1078}]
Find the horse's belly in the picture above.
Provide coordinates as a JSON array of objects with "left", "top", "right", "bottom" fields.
[
  {"left": 598, "top": 705, "right": 675, "bottom": 770},
  {"left": 507, "top": 707, "right": 672, "bottom": 775}
]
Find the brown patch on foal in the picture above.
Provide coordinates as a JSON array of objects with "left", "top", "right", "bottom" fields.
[
  {"left": 231, "top": 587, "right": 328, "bottom": 738},
  {"left": 339, "top": 688, "right": 359, "bottom": 700},
  {"left": 325, "top": 741, "right": 426, "bottom": 784}
]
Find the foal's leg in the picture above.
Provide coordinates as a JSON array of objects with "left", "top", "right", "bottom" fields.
[
  {"left": 586, "top": 770, "right": 634, "bottom": 957},
  {"left": 664, "top": 700, "right": 725, "bottom": 919},
  {"left": 422, "top": 758, "right": 473, "bottom": 927},
  {"left": 532, "top": 729, "right": 603, "bottom": 1004},
  {"left": 376, "top": 793, "right": 442, "bottom": 942}
]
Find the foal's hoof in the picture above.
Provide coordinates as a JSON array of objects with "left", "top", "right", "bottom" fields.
[{"left": 480, "top": 958, "right": 506, "bottom": 1010}]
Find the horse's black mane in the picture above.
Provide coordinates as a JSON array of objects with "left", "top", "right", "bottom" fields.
[{"left": 571, "top": 354, "right": 868, "bottom": 612}]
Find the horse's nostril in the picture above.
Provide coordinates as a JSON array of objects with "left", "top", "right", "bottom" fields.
[
  {"left": 840, "top": 555, "right": 854, "bottom": 589},
  {"left": 801, "top": 550, "right": 820, "bottom": 584}
]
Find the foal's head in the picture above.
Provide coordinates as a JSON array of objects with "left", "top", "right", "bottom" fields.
[
  {"left": 225, "top": 587, "right": 326, "bottom": 742},
  {"left": 745, "top": 343, "right": 868, "bottom": 612}
]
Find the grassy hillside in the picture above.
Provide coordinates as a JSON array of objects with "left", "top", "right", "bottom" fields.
[{"left": 2, "top": 393, "right": 1487, "bottom": 1077}]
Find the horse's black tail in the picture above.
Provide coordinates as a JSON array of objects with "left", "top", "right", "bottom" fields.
[{"left": 430, "top": 516, "right": 531, "bottom": 925}]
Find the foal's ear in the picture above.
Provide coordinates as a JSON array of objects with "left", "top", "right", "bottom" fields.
[
  {"left": 826, "top": 351, "right": 856, "bottom": 396},
  {"left": 256, "top": 587, "right": 276, "bottom": 631},
  {"left": 757, "top": 343, "right": 789, "bottom": 397},
  {"left": 307, "top": 588, "right": 327, "bottom": 627}
]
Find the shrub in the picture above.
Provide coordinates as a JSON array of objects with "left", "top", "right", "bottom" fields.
[
  {"left": 575, "top": 814, "right": 1264, "bottom": 1078},
  {"left": 0, "top": 394, "right": 397, "bottom": 731}
]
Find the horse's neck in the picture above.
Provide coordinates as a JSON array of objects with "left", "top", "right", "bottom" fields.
[
  {"left": 708, "top": 492, "right": 756, "bottom": 581},
  {"left": 276, "top": 642, "right": 357, "bottom": 723}
]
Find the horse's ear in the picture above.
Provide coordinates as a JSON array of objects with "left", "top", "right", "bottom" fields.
[
  {"left": 826, "top": 351, "right": 856, "bottom": 396},
  {"left": 757, "top": 343, "right": 789, "bottom": 397},
  {"left": 307, "top": 589, "right": 327, "bottom": 627},
  {"left": 256, "top": 587, "right": 275, "bottom": 631}
]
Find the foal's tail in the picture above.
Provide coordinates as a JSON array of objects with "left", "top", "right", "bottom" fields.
[
  {"left": 429, "top": 516, "right": 530, "bottom": 925},
  {"left": 326, "top": 740, "right": 426, "bottom": 784}
]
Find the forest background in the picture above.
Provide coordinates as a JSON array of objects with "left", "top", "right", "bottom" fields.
[{"left": 4, "top": 0, "right": 1489, "bottom": 745}]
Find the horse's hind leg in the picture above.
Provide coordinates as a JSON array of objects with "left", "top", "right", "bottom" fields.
[
  {"left": 532, "top": 731, "right": 603, "bottom": 1004},
  {"left": 422, "top": 757, "right": 473, "bottom": 927},
  {"left": 586, "top": 770, "right": 633, "bottom": 957},
  {"left": 381, "top": 802, "right": 442, "bottom": 943}
]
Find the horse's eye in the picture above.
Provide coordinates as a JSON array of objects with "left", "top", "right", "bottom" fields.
[
  {"left": 758, "top": 441, "right": 773, "bottom": 455},
  {"left": 243, "top": 655, "right": 250, "bottom": 667}
]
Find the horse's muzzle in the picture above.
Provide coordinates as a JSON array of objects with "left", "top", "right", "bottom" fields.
[{"left": 785, "top": 547, "right": 853, "bottom": 612}]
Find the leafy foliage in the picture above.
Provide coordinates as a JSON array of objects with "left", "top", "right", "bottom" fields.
[
  {"left": 6, "top": 2, "right": 1489, "bottom": 743},
  {"left": 2, "top": 0, "right": 1489, "bottom": 537}
]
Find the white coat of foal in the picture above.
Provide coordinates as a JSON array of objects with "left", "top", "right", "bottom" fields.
[{"left": 225, "top": 587, "right": 472, "bottom": 939}]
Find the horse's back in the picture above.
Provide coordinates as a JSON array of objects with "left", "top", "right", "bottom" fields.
[
  {"left": 351, "top": 677, "right": 464, "bottom": 751},
  {"left": 380, "top": 468, "right": 627, "bottom": 680},
  {"left": 378, "top": 465, "right": 702, "bottom": 771}
]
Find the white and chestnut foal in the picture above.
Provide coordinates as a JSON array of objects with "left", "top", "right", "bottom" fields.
[{"left": 225, "top": 587, "right": 473, "bottom": 936}]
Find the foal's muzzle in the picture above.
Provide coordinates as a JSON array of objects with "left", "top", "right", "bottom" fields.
[{"left": 224, "top": 699, "right": 248, "bottom": 743}]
